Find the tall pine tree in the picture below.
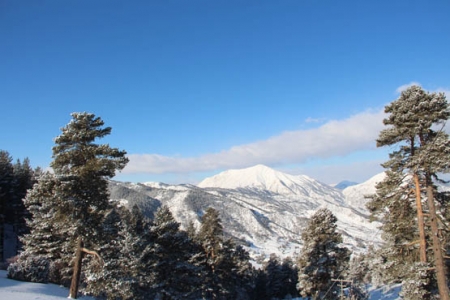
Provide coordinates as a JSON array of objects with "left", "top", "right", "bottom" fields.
[
  {"left": 373, "top": 86, "right": 450, "bottom": 299},
  {"left": 10, "top": 112, "right": 128, "bottom": 290},
  {"left": 50, "top": 112, "right": 128, "bottom": 247}
]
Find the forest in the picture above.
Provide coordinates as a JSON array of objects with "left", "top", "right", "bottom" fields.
[{"left": 1, "top": 85, "right": 450, "bottom": 300}]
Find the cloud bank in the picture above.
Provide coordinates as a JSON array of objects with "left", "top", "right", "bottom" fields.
[{"left": 124, "top": 109, "right": 386, "bottom": 175}]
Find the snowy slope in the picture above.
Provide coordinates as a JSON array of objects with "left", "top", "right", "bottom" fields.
[
  {"left": 0, "top": 270, "right": 94, "bottom": 300},
  {"left": 342, "top": 172, "right": 386, "bottom": 215},
  {"left": 198, "top": 164, "right": 342, "bottom": 199},
  {"left": 109, "top": 165, "right": 382, "bottom": 258}
]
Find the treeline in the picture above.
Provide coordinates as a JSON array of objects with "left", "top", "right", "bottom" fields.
[{"left": 0, "top": 150, "right": 39, "bottom": 263}]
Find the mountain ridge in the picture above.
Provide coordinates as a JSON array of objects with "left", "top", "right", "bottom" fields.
[{"left": 110, "top": 165, "right": 382, "bottom": 258}]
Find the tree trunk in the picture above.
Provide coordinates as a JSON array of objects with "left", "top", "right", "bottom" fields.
[
  {"left": 413, "top": 173, "right": 427, "bottom": 263},
  {"left": 69, "top": 238, "right": 84, "bottom": 299},
  {"left": 425, "top": 178, "right": 449, "bottom": 300}
]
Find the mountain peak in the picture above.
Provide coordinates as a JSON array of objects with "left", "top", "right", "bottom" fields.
[{"left": 198, "top": 165, "right": 336, "bottom": 198}]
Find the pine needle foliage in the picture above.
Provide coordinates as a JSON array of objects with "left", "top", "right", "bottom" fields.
[{"left": 297, "top": 208, "right": 350, "bottom": 299}]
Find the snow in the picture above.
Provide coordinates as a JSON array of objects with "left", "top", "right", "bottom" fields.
[
  {"left": 198, "top": 164, "right": 338, "bottom": 198},
  {"left": 0, "top": 269, "right": 401, "bottom": 300},
  {"left": 342, "top": 172, "right": 386, "bottom": 215},
  {"left": 0, "top": 270, "right": 94, "bottom": 300},
  {"left": 110, "top": 165, "right": 385, "bottom": 258},
  {"left": 196, "top": 165, "right": 382, "bottom": 255}
]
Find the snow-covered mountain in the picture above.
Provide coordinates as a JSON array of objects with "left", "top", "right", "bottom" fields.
[
  {"left": 109, "top": 165, "right": 382, "bottom": 258},
  {"left": 333, "top": 180, "right": 358, "bottom": 190},
  {"left": 342, "top": 172, "right": 386, "bottom": 215},
  {"left": 198, "top": 164, "right": 341, "bottom": 199}
]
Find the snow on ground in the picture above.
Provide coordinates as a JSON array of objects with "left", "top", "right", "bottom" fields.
[
  {"left": 0, "top": 270, "right": 94, "bottom": 300},
  {"left": 0, "top": 269, "right": 401, "bottom": 300}
]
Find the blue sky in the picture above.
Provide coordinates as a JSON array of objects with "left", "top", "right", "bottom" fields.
[{"left": 1, "top": 0, "right": 449, "bottom": 184}]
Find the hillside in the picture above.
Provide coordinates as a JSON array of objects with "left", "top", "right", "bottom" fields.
[{"left": 110, "top": 165, "right": 382, "bottom": 258}]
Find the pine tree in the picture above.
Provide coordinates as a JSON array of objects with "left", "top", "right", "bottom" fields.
[
  {"left": 50, "top": 112, "right": 128, "bottom": 247},
  {"left": 11, "top": 112, "right": 128, "bottom": 292},
  {"left": 297, "top": 208, "right": 350, "bottom": 299},
  {"left": 374, "top": 86, "right": 450, "bottom": 299},
  {"left": 280, "top": 256, "right": 299, "bottom": 299},
  {"left": 263, "top": 254, "right": 283, "bottom": 299},
  {"left": 12, "top": 157, "right": 35, "bottom": 251},
  {"left": 0, "top": 150, "right": 14, "bottom": 262},
  {"left": 84, "top": 207, "right": 139, "bottom": 300},
  {"left": 196, "top": 207, "right": 255, "bottom": 299},
  {"left": 0, "top": 151, "right": 35, "bottom": 262},
  {"left": 366, "top": 170, "right": 419, "bottom": 283},
  {"left": 149, "top": 206, "right": 205, "bottom": 299},
  {"left": 10, "top": 172, "right": 75, "bottom": 285},
  {"left": 197, "top": 207, "right": 224, "bottom": 299}
]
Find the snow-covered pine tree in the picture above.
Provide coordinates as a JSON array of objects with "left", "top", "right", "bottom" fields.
[
  {"left": 50, "top": 112, "right": 128, "bottom": 249},
  {"left": 366, "top": 169, "right": 419, "bottom": 284},
  {"left": 297, "top": 208, "right": 350, "bottom": 299},
  {"left": 374, "top": 85, "right": 450, "bottom": 299},
  {"left": 9, "top": 172, "right": 75, "bottom": 285},
  {"left": 84, "top": 206, "right": 141, "bottom": 300},
  {"left": 11, "top": 113, "right": 128, "bottom": 292}
]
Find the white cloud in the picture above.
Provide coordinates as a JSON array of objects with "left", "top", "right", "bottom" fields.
[
  {"left": 123, "top": 109, "right": 386, "bottom": 175},
  {"left": 282, "top": 159, "right": 385, "bottom": 184},
  {"left": 395, "top": 81, "right": 421, "bottom": 94}
]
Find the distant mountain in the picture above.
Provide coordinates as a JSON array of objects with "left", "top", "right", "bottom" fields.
[
  {"left": 109, "top": 165, "right": 382, "bottom": 258},
  {"left": 198, "top": 164, "right": 342, "bottom": 198},
  {"left": 342, "top": 172, "right": 386, "bottom": 215},
  {"left": 333, "top": 180, "right": 358, "bottom": 190}
]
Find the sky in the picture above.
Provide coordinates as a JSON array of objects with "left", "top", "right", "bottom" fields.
[{"left": 1, "top": 0, "right": 449, "bottom": 185}]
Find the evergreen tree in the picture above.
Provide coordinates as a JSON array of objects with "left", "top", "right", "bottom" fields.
[
  {"left": 373, "top": 86, "right": 450, "bottom": 299},
  {"left": 279, "top": 256, "right": 299, "bottom": 299},
  {"left": 84, "top": 207, "right": 139, "bottom": 300},
  {"left": 198, "top": 207, "right": 223, "bottom": 265},
  {"left": 11, "top": 112, "right": 128, "bottom": 291},
  {"left": 197, "top": 207, "right": 254, "bottom": 299},
  {"left": 263, "top": 254, "right": 283, "bottom": 299},
  {"left": 215, "top": 239, "right": 254, "bottom": 299},
  {"left": 50, "top": 112, "right": 128, "bottom": 247},
  {"left": 0, "top": 151, "right": 36, "bottom": 262},
  {"left": 149, "top": 206, "right": 205, "bottom": 299},
  {"left": 197, "top": 207, "right": 224, "bottom": 299},
  {"left": 186, "top": 220, "right": 197, "bottom": 240},
  {"left": 297, "top": 208, "right": 350, "bottom": 299},
  {"left": 0, "top": 150, "right": 14, "bottom": 262},
  {"left": 366, "top": 170, "right": 420, "bottom": 283},
  {"left": 12, "top": 157, "right": 35, "bottom": 250},
  {"left": 10, "top": 172, "right": 75, "bottom": 285}
]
